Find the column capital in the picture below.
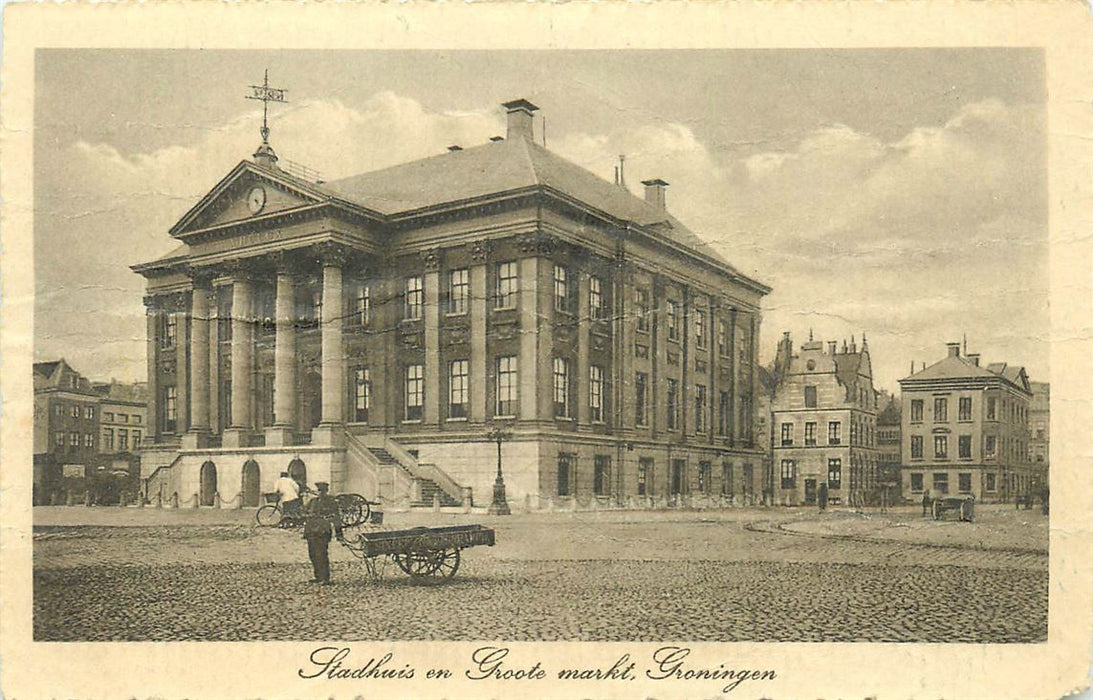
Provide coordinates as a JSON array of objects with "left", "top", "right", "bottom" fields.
[
  {"left": 142, "top": 294, "right": 159, "bottom": 310},
  {"left": 268, "top": 250, "right": 297, "bottom": 275},
  {"left": 468, "top": 239, "right": 493, "bottom": 264},
  {"left": 186, "top": 265, "right": 216, "bottom": 290},
  {"left": 315, "top": 241, "right": 348, "bottom": 268},
  {"left": 420, "top": 247, "right": 442, "bottom": 272},
  {"left": 518, "top": 232, "right": 557, "bottom": 257}
]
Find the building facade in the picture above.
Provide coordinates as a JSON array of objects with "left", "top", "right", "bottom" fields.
[
  {"left": 133, "top": 99, "right": 770, "bottom": 508},
  {"left": 899, "top": 343, "right": 1033, "bottom": 503},
  {"left": 1028, "top": 382, "right": 1049, "bottom": 471},
  {"left": 769, "top": 333, "right": 879, "bottom": 506},
  {"left": 875, "top": 395, "right": 903, "bottom": 502},
  {"left": 33, "top": 360, "right": 101, "bottom": 504}
]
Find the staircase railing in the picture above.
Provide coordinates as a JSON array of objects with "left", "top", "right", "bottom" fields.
[
  {"left": 143, "top": 453, "right": 183, "bottom": 504},
  {"left": 381, "top": 437, "right": 465, "bottom": 505},
  {"left": 345, "top": 432, "right": 413, "bottom": 503}
]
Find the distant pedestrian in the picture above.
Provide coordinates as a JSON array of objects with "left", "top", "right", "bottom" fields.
[
  {"left": 818, "top": 482, "right": 828, "bottom": 511},
  {"left": 302, "top": 482, "right": 343, "bottom": 585},
  {"left": 922, "top": 489, "right": 932, "bottom": 517},
  {"left": 273, "top": 471, "right": 302, "bottom": 523}
]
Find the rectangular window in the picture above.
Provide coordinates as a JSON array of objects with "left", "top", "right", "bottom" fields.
[
  {"left": 987, "top": 397, "right": 997, "bottom": 420},
  {"left": 83, "top": 433, "right": 94, "bottom": 448},
  {"left": 55, "top": 431, "right": 65, "bottom": 446},
  {"left": 71, "top": 406, "right": 80, "bottom": 418},
  {"left": 827, "top": 458, "right": 842, "bottom": 489},
  {"left": 985, "top": 435, "right": 997, "bottom": 456},
  {"left": 56, "top": 404, "right": 65, "bottom": 416},
  {"left": 133, "top": 430, "right": 141, "bottom": 446},
  {"left": 553, "top": 265, "right": 571, "bottom": 313},
  {"left": 353, "top": 367, "right": 371, "bottom": 423},
  {"left": 589, "top": 276, "right": 604, "bottom": 320},
  {"left": 448, "top": 268, "right": 469, "bottom": 315},
  {"left": 805, "top": 422, "right": 817, "bottom": 446},
  {"left": 934, "top": 435, "right": 948, "bottom": 459},
  {"left": 695, "top": 384, "right": 707, "bottom": 433},
  {"left": 828, "top": 421, "right": 841, "bottom": 445},
  {"left": 694, "top": 310, "right": 707, "bottom": 348},
  {"left": 447, "top": 360, "right": 469, "bottom": 419},
  {"left": 164, "top": 386, "right": 177, "bottom": 431},
  {"left": 637, "top": 458, "right": 652, "bottom": 496},
  {"left": 635, "top": 372, "right": 648, "bottom": 426},
  {"left": 698, "top": 461, "right": 711, "bottom": 493},
  {"left": 781, "top": 422, "right": 794, "bottom": 446},
  {"left": 910, "top": 473, "right": 924, "bottom": 491},
  {"left": 804, "top": 385, "right": 818, "bottom": 408},
  {"left": 405, "top": 364, "right": 424, "bottom": 421},
  {"left": 589, "top": 365, "right": 604, "bottom": 422},
  {"left": 718, "top": 321, "right": 728, "bottom": 356},
  {"left": 959, "top": 434, "right": 972, "bottom": 459},
  {"left": 722, "top": 462, "right": 734, "bottom": 496},
  {"left": 910, "top": 399, "right": 924, "bottom": 422},
  {"left": 985, "top": 473, "right": 997, "bottom": 491},
  {"left": 133, "top": 415, "right": 142, "bottom": 424},
  {"left": 718, "top": 391, "right": 730, "bottom": 436},
  {"left": 593, "top": 455, "right": 611, "bottom": 496},
  {"left": 635, "top": 288, "right": 650, "bottom": 331},
  {"left": 959, "top": 397, "right": 972, "bottom": 422},
  {"left": 553, "top": 357, "right": 570, "bottom": 418},
  {"left": 557, "top": 454, "right": 574, "bottom": 496},
  {"left": 70, "top": 432, "right": 79, "bottom": 447},
  {"left": 495, "top": 262, "right": 518, "bottom": 309},
  {"left": 932, "top": 472, "right": 950, "bottom": 495},
  {"left": 164, "top": 313, "right": 178, "bottom": 348},
  {"left": 666, "top": 300, "right": 680, "bottom": 341},
  {"left": 118, "top": 414, "right": 129, "bottom": 424},
  {"left": 958, "top": 473, "right": 972, "bottom": 493},
  {"left": 780, "top": 459, "right": 796, "bottom": 489},
  {"left": 911, "top": 435, "right": 923, "bottom": 459},
  {"left": 496, "top": 356, "right": 518, "bottom": 417},
  {"left": 667, "top": 379, "right": 679, "bottom": 430},
  {"left": 354, "top": 284, "right": 371, "bottom": 326},
  {"left": 85, "top": 406, "right": 95, "bottom": 420},
  {"left": 117, "top": 429, "right": 128, "bottom": 451},
  {"left": 404, "top": 276, "right": 424, "bottom": 320},
  {"left": 934, "top": 397, "right": 948, "bottom": 422},
  {"left": 103, "top": 428, "right": 114, "bottom": 450}
]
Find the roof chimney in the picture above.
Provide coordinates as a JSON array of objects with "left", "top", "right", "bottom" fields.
[
  {"left": 967, "top": 353, "right": 981, "bottom": 366},
  {"left": 447, "top": 145, "right": 463, "bottom": 152},
  {"left": 641, "top": 179, "right": 669, "bottom": 210},
  {"left": 828, "top": 341, "right": 837, "bottom": 355},
  {"left": 850, "top": 335, "right": 857, "bottom": 354},
  {"left": 947, "top": 342, "right": 961, "bottom": 358},
  {"left": 502, "top": 98, "right": 539, "bottom": 142}
]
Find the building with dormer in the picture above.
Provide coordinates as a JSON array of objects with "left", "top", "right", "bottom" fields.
[
  {"left": 132, "top": 98, "right": 770, "bottom": 509},
  {"left": 33, "top": 360, "right": 101, "bottom": 504},
  {"left": 899, "top": 342, "right": 1034, "bottom": 503},
  {"left": 768, "top": 332, "right": 879, "bottom": 506}
]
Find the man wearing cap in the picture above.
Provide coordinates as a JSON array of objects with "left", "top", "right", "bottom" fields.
[{"left": 302, "top": 482, "right": 344, "bottom": 585}]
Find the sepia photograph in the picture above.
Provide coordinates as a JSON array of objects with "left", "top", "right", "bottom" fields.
[{"left": 3, "top": 4, "right": 1091, "bottom": 700}]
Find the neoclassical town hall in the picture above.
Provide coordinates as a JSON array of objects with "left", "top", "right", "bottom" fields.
[{"left": 135, "top": 98, "right": 769, "bottom": 508}]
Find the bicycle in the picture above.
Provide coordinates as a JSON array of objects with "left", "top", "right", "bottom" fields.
[{"left": 255, "top": 490, "right": 376, "bottom": 529}]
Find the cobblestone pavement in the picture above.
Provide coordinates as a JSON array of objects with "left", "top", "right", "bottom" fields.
[{"left": 32, "top": 505, "right": 1047, "bottom": 643}]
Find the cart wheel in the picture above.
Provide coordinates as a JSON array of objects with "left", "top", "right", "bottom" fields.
[
  {"left": 336, "top": 493, "right": 370, "bottom": 527},
  {"left": 393, "top": 550, "right": 437, "bottom": 577},
  {"left": 426, "top": 548, "right": 461, "bottom": 581},
  {"left": 255, "top": 504, "right": 282, "bottom": 527}
]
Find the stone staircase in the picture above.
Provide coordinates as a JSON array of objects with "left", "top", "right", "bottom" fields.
[{"left": 369, "top": 447, "right": 462, "bottom": 508}]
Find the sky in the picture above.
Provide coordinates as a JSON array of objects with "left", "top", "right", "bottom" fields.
[{"left": 34, "top": 49, "right": 1048, "bottom": 393}]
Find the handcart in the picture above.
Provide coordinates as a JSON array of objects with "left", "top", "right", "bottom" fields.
[
  {"left": 340, "top": 524, "right": 495, "bottom": 584},
  {"left": 932, "top": 495, "right": 975, "bottom": 522}
]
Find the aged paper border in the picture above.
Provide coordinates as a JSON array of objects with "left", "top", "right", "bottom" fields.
[{"left": 2, "top": 3, "right": 1091, "bottom": 699}]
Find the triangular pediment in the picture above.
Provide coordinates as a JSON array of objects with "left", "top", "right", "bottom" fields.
[{"left": 169, "top": 161, "right": 328, "bottom": 237}]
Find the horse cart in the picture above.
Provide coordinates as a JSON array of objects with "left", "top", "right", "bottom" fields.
[{"left": 340, "top": 524, "right": 495, "bottom": 584}]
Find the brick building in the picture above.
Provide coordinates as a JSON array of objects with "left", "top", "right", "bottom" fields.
[
  {"left": 899, "top": 343, "right": 1033, "bottom": 503},
  {"left": 33, "top": 360, "right": 100, "bottom": 504},
  {"left": 133, "top": 98, "right": 769, "bottom": 508},
  {"left": 768, "top": 332, "right": 879, "bottom": 506}
]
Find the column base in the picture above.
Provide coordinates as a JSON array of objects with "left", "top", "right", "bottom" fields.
[
  {"left": 311, "top": 423, "right": 346, "bottom": 447},
  {"left": 222, "top": 428, "right": 255, "bottom": 449},
  {"left": 264, "top": 425, "right": 296, "bottom": 447},
  {"left": 180, "top": 430, "right": 214, "bottom": 450}
]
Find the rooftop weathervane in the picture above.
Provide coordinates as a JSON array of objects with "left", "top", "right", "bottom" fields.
[{"left": 246, "top": 69, "right": 287, "bottom": 145}]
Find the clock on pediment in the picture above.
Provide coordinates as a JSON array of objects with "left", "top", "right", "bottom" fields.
[{"left": 246, "top": 185, "right": 267, "bottom": 215}]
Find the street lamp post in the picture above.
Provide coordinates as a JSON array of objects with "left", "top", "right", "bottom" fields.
[{"left": 486, "top": 424, "right": 512, "bottom": 515}]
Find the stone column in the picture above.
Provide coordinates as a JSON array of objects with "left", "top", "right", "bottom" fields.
[
  {"left": 728, "top": 307, "right": 738, "bottom": 445},
  {"left": 182, "top": 273, "right": 212, "bottom": 449},
  {"left": 266, "top": 256, "right": 297, "bottom": 447},
  {"left": 518, "top": 256, "right": 540, "bottom": 421},
  {"left": 469, "top": 242, "right": 489, "bottom": 423},
  {"left": 576, "top": 270, "right": 591, "bottom": 426},
  {"left": 222, "top": 266, "right": 254, "bottom": 448},
  {"left": 422, "top": 249, "right": 441, "bottom": 426},
  {"left": 143, "top": 296, "right": 160, "bottom": 444},
  {"left": 173, "top": 297, "right": 189, "bottom": 436},
  {"left": 313, "top": 244, "right": 346, "bottom": 446}
]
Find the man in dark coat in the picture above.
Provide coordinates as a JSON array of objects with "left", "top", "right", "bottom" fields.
[
  {"left": 303, "top": 482, "right": 344, "bottom": 585},
  {"left": 818, "top": 482, "right": 828, "bottom": 511},
  {"left": 922, "top": 489, "right": 932, "bottom": 518}
]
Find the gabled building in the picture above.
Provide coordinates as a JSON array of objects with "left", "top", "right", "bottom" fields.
[
  {"left": 769, "top": 332, "right": 879, "bottom": 506},
  {"left": 875, "top": 395, "right": 903, "bottom": 502},
  {"left": 132, "top": 98, "right": 770, "bottom": 509},
  {"left": 33, "top": 360, "right": 101, "bottom": 504},
  {"left": 898, "top": 343, "right": 1033, "bottom": 503}
]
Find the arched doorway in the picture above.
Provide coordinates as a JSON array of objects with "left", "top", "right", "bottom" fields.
[
  {"left": 288, "top": 458, "right": 307, "bottom": 493},
  {"left": 199, "top": 460, "right": 218, "bottom": 506},
  {"left": 241, "top": 460, "right": 261, "bottom": 507}
]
